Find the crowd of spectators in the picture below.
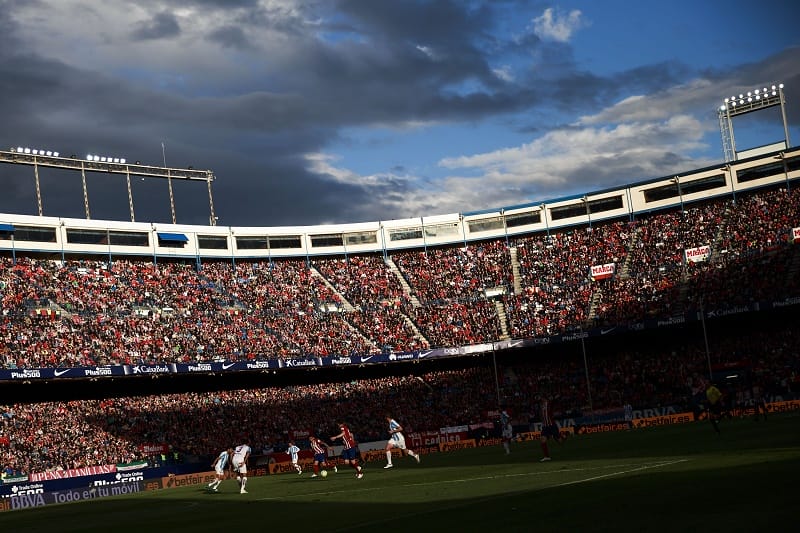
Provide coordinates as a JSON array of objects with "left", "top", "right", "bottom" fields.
[
  {"left": 591, "top": 201, "right": 724, "bottom": 325},
  {"left": 0, "top": 185, "right": 798, "bottom": 369},
  {"left": 685, "top": 187, "right": 800, "bottom": 310},
  {"left": 505, "top": 220, "right": 631, "bottom": 337},
  {"left": 393, "top": 240, "right": 514, "bottom": 302},
  {"left": 409, "top": 299, "right": 502, "bottom": 347},
  {"left": 313, "top": 254, "right": 427, "bottom": 352},
  {"left": 2, "top": 316, "right": 797, "bottom": 476}
]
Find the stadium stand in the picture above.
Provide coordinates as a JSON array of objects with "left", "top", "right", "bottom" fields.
[{"left": 1, "top": 150, "right": 799, "bottom": 476}]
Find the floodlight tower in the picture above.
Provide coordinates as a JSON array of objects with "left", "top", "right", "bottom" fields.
[
  {"left": 718, "top": 83, "right": 789, "bottom": 162},
  {"left": 0, "top": 149, "right": 218, "bottom": 225}
]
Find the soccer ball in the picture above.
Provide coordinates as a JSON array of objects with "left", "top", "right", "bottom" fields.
[{"left": 320, "top": 469, "right": 328, "bottom": 478}]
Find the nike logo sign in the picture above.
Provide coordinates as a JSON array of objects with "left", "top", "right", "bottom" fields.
[
  {"left": 54, "top": 369, "right": 71, "bottom": 377},
  {"left": 418, "top": 351, "right": 432, "bottom": 358},
  {"left": 222, "top": 363, "right": 236, "bottom": 370}
]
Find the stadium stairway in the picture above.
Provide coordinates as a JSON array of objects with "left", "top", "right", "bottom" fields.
[
  {"left": 384, "top": 256, "right": 421, "bottom": 308},
  {"left": 619, "top": 228, "right": 640, "bottom": 279},
  {"left": 586, "top": 289, "right": 603, "bottom": 324},
  {"left": 509, "top": 247, "right": 523, "bottom": 294},
  {"left": 399, "top": 310, "right": 431, "bottom": 348},
  {"left": 309, "top": 267, "right": 355, "bottom": 312},
  {"left": 492, "top": 299, "right": 511, "bottom": 340}
]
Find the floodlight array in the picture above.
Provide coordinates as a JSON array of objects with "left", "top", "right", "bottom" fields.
[
  {"left": 12, "top": 146, "right": 60, "bottom": 157},
  {"left": 86, "top": 154, "right": 127, "bottom": 164},
  {"left": 720, "top": 84, "right": 784, "bottom": 112}
]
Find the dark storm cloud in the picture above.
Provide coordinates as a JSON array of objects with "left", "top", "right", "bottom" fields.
[
  {"left": 338, "top": 0, "right": 490, "bottom": 44},
  {"left": 208, "top": 26, "right": 253, "bottom": 50},
  {"left": 130, "top": 11, "right": 181, "bottom": 41},
  {"left": 0, "top": 3, "right": 796, "bottom": 227}
]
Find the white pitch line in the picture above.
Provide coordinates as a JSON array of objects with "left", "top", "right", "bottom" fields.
[
  {"left": 553, "top": 459, "right": 689, "bottom": 487},
  {"left": 255, "top": 459, "right": 688, "bottom": 502},
  {"left": 323, "top": 459, "right": 689, "bottom": 532}
]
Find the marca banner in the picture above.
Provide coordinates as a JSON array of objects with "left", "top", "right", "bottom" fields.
[
  {"left": 792, "top": 227, "right": 800, "bottom": 243},
  {"left": 685, "top": 245, "right": 711, "bottom": 263},
  {"left": 590, "top": 263, "right": 615, "bottom": 280}
]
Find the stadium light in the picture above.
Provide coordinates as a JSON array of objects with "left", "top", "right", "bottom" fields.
[
  {"left": 718, "top": 82, "right": 789, "bottom": 162},
  {"left": 8, "top": 146, "right": 64, "bottom": 216},
  {"left": 721, "top": 83, "right": 783, "bottom": 113},
  {"left": 12, "top": 146, "right": 60, "bottom": 157},
  {"left": 86, "top": 154, "right": 127, "bottom": 164},
  {"left": 1, "top": 146, "right": 218, "bottom": 225}
]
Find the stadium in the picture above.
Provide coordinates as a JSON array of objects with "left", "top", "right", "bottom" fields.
[{"left": 1, "top": 79, "right": 799, "bottom": 530}]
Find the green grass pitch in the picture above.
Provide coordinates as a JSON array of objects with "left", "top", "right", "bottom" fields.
[{"left": 3, "top": 413, "right": 798, "bottom": 532}]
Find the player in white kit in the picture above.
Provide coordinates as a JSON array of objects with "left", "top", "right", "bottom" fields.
[
  {"left": 207, "top": 447, "right": 233, "bottom": 491},
  {"left": 232, "top": 444, "right": 252, "bottom": 494},
  {"left": 384, "top": 415, "right": 420, "bottom": 468},
  {"left": 287, "top": 441, "right": 303, "bottom": 474}
]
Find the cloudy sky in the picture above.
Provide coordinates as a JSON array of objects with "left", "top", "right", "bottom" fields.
[{"left": 0, "top": 0, "right": 798, "bottom": 227}]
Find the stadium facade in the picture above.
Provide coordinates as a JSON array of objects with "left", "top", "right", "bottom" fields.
[{"left": 1, "top": 146, "right": 798, "bottom": 261}]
